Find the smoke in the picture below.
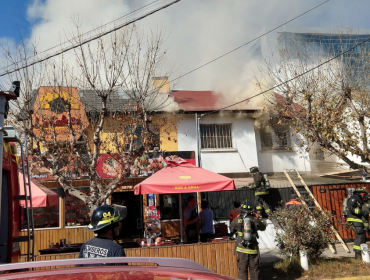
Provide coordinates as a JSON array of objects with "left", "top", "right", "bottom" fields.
[
  {"left": 213, "top": 58, "right": 270, "bottom": 110},
  {"left": 2, "top": 0, "right": 370, "bottom": 94}
]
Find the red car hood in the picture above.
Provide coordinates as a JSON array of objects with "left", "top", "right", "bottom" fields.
[{"left": 0, "top": 266, "right": 237, "bottom": 280}]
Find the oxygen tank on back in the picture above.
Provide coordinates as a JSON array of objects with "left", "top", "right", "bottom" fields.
[
  {"left": 243, "top": 216, "right": 252, "bottom": 242},
  {"left": 263, "top": 174, "right": 270, "bottom": 188},
  {"left": 342, "top": 198, "right": 348, "bottom": 217}
]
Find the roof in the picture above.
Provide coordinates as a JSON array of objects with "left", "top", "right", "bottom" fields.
[
  {"left": 171, "top": 90, "right": 260, "bottom": 112},
  {"left": 79, "top": 90, "right": 132, "bottom": 113},
  {"left": 274, "top": 92, "right": 305, "bottom": 115}
]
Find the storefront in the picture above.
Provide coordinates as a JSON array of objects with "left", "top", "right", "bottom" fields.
[{"left": 19, "top": 152, "right": 196, "bottom": 255}]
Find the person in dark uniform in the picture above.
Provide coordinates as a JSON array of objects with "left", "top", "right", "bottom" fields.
[
  {"left": 78, "top": 205, "right": 127, "bottom": 265},
  {"left": 347, "top": 187, "right": 369, "bottom": 259},
  {"left": 362, "top": 192, "right": 370, "bottom": 230},
  {"left": 230, "top": 200, "right": 266, "bottom": 280},
  {"left": 249, "top": 166, "right": 271, "bottom": 217}
]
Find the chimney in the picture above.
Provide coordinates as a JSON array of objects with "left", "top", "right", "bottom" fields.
[{"left": 152, "top": 76, "right": 169, "bottom": 94}]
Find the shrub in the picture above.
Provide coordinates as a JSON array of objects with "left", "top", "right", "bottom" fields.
[{"left": 269, "top": 198, "right": 336, "bottom": 261}]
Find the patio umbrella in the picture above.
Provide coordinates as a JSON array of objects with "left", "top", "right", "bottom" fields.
[
  {"left": 19, "top": 172, "right": 59, "bottom": 207},
  {"left": 134, "top": 158, "right": 235, "bottom": 242}
]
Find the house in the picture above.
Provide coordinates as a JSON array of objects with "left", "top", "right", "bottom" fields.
[{"left": 171, "top": 90, "right": 311, "bottom": 175}]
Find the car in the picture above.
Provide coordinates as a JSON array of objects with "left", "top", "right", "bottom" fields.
[{"left": 0, "top": 257, "right": 238, "bottom": 280}]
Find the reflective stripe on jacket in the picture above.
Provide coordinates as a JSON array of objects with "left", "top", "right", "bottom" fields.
[{"left": 347, "top": 194, "right": 364, "bottom": 224}]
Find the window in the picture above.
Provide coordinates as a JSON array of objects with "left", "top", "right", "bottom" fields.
[
  {"left": 26, "top": 188, "right": 60, "bottom": 229},
  {"left": 200, "top": 124, "right": 233, "bottom": 149},
  {"left": 260, "top": 120, "right": 292, "bottom": 150},
  {"left": 159, "top": 194, "right": 179, "bottom": 220},
  {"left": 158, "top": 193, "right": 198, "bottom": 221},
  {"left": 65, "top": 187, "right": 91, "bottom": 227},
  {"left": 125, "top": 125, "right": 160, "bottom": 151}
]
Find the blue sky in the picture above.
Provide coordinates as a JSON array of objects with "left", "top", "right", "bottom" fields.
[
  {"left": 1, "top": 0, "right": 370, "bottom": 90},
  {"left": 0, "top": 0, "right": 32, "bottom": 40}
]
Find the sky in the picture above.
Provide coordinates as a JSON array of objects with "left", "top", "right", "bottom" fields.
[{"left": 1, "top": 0, "right": 370, "bottom": 92}]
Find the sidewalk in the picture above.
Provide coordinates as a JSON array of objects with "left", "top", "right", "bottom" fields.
[
  {"left": 259, "top": 242, "right": 355, "bottom": 265},
  {"left": 259, "top": 242, "right": 359, "bottom": 280}
]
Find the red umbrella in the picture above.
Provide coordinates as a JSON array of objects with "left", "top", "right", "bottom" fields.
[
  {"left": 19, "top": 172, "right": 59, "bottom": 207},
  {"left": 134, "top": 158, "right": 235, "bottom": 242},
  {"left": 134, "top": 159, "right": 235, "bottom": 195}
]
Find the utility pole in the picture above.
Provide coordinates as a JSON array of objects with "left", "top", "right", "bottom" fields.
[{"left": 195, "top": 113, "right": 202, "bottom": 168}]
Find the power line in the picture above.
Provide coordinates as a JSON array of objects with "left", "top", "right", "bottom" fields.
[
  {"left": 168, "top": 0, "right": 330, "bottom": 85},
  {"left": 201, "top": 34, "right": 370, "bottom": 117},
  {"left": 0, "top": 0, "right": 164, "bottom": 72},
  {"left": 0, "top": 0, "right": 181, "bottom": 77}
]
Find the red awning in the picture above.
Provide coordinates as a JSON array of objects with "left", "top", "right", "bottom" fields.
[
  {"left": 19, "top": 173, "right": 59, "bottom": 207},
  {"left": 134, "top": 159, "right": 235, "bottom": 194}
]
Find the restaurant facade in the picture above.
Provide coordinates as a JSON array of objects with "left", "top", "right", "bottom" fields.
[{"left": 18, "top": 85, "right": 201, "bottom": 255}]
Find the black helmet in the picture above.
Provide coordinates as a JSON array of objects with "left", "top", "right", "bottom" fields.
[
  {"left": 87, "top": 205, "right": 127, "bottom": 232},
  {"left": 354, "top": 187, "right": 368, "bottom": 194},
  {"left": 250, "top": 166, "right": 259, "bottom": 173},
  {"left": 240, "top": 200, "right": 254, "bottom": 214}
]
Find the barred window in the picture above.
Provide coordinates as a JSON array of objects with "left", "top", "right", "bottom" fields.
[{"left": 200, "top": 124, "right": 233, "bottom": 149}]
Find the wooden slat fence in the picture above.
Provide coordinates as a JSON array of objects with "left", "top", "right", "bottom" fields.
[
  {"left": 311, "top": 182, "right": 370, "bottom": 241},
  {"left": 20, "top": 227, "right": 94, "bottom": 256},
  {"left": 20, "top": 241, "right": 239, "bottom": 278},
  {"left": 202, "top": 186, "right": 310, "bottom": 219}
]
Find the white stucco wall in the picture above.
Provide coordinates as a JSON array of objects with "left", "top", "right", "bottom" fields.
[
  {"left": 177, "top": 113, "right": 259, "bottom": 174},
  {"left": 255, "top": 129, "right": 311, "bottom": 173}
]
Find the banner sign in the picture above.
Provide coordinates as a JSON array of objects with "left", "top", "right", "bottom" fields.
[{"left": 22, "top": 151, "right": 195, "bottom": 181}]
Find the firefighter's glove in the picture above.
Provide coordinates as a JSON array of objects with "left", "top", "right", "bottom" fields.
[
  {"left": 364, "top": 212, "right": 370, "bottom": 218},
  {"left": 254, "top": 216, "right": 261, "bottom": 224},
  {"left": 227, "top": 236, "right": 235, "bottom": 241}
]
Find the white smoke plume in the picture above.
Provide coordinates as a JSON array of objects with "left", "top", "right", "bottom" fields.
[{"left": 1, "top": 0, "right": 370, "bottom": 94}]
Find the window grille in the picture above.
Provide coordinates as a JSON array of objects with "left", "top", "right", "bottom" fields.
[{"left": 200, "top": 124, "right": 233, "bottom": 149}]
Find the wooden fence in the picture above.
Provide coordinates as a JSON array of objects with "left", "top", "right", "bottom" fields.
[
  {"left": 311, "top": 182, "right": 370, "bottom": 241},
  {"left": 20, "top": 227, "right": 94, "bottom": 255},
  {"left": 21, "top": 241, "right": 239, "bottom": 278}
]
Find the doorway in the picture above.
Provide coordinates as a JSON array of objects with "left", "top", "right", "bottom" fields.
[{"left": 111, "top": 191, "right": 143, "bottom": 238}]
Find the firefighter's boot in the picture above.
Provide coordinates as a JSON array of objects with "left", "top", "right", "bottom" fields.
[{"left": 355, "top": 251, "right": 362, "bottom": 260}]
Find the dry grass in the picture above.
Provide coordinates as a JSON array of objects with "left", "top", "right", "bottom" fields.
[{"left": 266, "top": 257, "right": 370, "bottom": 280}]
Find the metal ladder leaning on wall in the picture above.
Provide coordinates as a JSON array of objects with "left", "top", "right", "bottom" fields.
[{"left": 283, "top": 169, "right": 350, "bottom": 254}]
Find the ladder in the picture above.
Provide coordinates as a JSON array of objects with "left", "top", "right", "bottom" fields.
[
  {"left": 5, "top": 128, "right": 35, "bottom": 262},
  {"left": 283, "top": 169, "right": 350, "bottom": 254}
]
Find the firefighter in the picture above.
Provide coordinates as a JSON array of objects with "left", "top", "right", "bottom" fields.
[
  {"left": 362, "top": 192, "right": 370, "bottom": 230},
  {"left": 230, "top": 200, "right": 266, "bottom": 280},
  {"left": 347, "top": 187, "right": 370, "bottom": 259},
  {"left": 249, "top": 166, "right": 271, "bottom": 217},
  {"left": 79, "top": 205, "right": 127, "bottom": 265}
]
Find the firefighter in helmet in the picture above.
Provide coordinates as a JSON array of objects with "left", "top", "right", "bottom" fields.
[
  {"left": 78, "top": 205, "right": 127, "bottom": 265},
  {"left": 249, "top": 166, "right": 271, "bottom": 217},
  {"left": 362, "top": 192, "right": 370, "bottom": 230},
  {"left": 230, "top": 200, "right": 266, "bottom": 280},
  {"left": 347, "top": 187, "right": 370, "bottom": 259}
]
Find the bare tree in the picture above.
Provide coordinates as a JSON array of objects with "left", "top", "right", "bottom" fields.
[
  {"left": 256, "top": 29, "right": 370, "bottom": 171},
  {"left": 2, "top": 25, "right": 179, "bottom": 215}
]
